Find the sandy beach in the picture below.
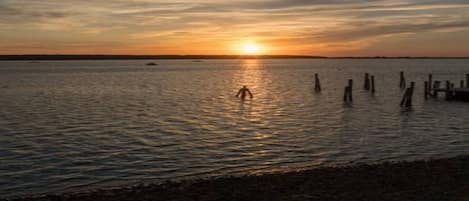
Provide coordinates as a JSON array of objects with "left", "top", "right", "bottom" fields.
[{"left": 4, "top": 155, "right": 468, "bottom": 201}]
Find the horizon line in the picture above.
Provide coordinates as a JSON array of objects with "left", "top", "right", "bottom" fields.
[{"left": 1, "top": 54, "right": 469, "bottom": 60}]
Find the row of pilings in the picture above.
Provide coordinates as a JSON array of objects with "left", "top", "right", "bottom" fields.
[
  {"left": 424, "top": 73, "right": 469, "bottom": 101},
  {"left": 313, "top": 72, "right": 469, "bottom": 107}
]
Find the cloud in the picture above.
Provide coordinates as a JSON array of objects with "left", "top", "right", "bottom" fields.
[
  {"left": 0, "top": 0, "right": 468, "bottom": 55},
  {"left": 308, "top": 20, "right": 469, "bottom": 42},
  {"left": 0, "top": 4, "right": 71, "bottom": 23}
]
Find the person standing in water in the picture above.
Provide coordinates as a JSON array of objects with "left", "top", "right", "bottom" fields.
[{"left": 236, "top": 86, "right": 253, "bottom": 99}]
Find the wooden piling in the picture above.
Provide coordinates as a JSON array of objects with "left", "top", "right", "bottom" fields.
[
  {"left": 364, "top": 73, "right": 370, "bottom": 90},
  {"left": 434, "top": 81, "right": 441, "bottom": 89},
  {"left": 399, "top": 71, "right": 406, "bottom": 89},
  {"left": 428, "top": 74, "right": 432, "bottom": 91},
  {"left": 314, "top": 73, "right": 321, "bottom": 92},
  {"left": 407, "top": 82, "right": 415, "bottom": 107},
  {"left": 371, "top": 75, "right": 375, "bottom": 93},
  {"left": 348, "top": 79, "right": 353, "bottom": 102},
  {"left": 344, "top": 79, "right": 353, "bottom": 102},
  {"left": 406, "top": 82, "right": 415, "bottom": 107},
  {"left": 400, "top": 82, "right": 415, "bottom": 107},
  {"left": 451, "top": 83, "right": 455, "bottom": 99},
  {"left": 400, "top": 88, "right": 409, "bottom": 106},
  {"left": 432, "top": 81, "right": 441, "bottom": 98}
]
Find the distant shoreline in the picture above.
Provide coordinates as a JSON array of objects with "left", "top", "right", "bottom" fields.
[
  {"left": 1, "top": 55, "right": 469, "bottom": 60},
  {"left": 4, "top": 155, "right": 468, "bottom": 201}
]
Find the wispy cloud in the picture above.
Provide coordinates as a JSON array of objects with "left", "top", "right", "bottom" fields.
[{"left": 0, "top": 0, "right": 468, "bottom": 55}]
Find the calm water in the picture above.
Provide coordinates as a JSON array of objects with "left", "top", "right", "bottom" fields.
[{"left": 0, "top": 59, "right": 468, "bottom": 197}]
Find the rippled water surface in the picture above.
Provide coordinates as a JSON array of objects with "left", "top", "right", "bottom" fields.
[{"left": 0, "top": 59, "right": 468, "bottom": 197}]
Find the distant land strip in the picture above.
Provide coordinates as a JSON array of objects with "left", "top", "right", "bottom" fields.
[{"left": 1, "top": 55, "right": 469, "bottom": 60}]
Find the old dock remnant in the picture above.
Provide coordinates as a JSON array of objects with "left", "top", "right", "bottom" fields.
[
  {"left": 445, "top": 80, "right": 452, "bottom": 100},
  {"left": 400, "top": 71, "right": 406, "bottom": 89},
  {"left": 400, "top": 82, "right": 415, "bottom": 107},
  {"left": 364, "top": 73, "right": 370, "bottom": 90},
  {"left": 314, "top": 73, "right": 321, "bottom": 92},
  {"left": 428, "top": 74, "right": 433, "bottom": 92},
  {"left": 343, "top": 79, "right": 353, "bottom": 102},
  {"left": 429, "top": 74, "right": 469, "bottom": 101},
  {"left": 432, "top": 81, "right": 441, "bottom": 98},
  {"left": 432, "top": 86, "right": 469, "bottom": 101}
]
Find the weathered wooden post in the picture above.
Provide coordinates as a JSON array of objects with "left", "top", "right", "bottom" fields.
[
  {"left": 466, "top": 74, "right": 469, "bottom": 88},
  {"left": 445, "top": 80, "right": 451, "bottom": 100},
  {"left": 344, "top": 79, "right": 353, "bottom": 102},
  {"left": 399, "top": 71, "right": 406, "bottom": 89},
  {"left": 424, "top": 81, "right": 429, "bottom": 100},
  {"left": 451, "top": 83, "right": 455, "bottom": 100},
  {"left": 400, "top": 88, "right": 410, "bottom": 106},
  {"left": 371, "top": 75, "right": 375, "bottom": 93},
  {"left": 407, "top": 82, "right": 415, "bottom": 107},
  {"left": 314, "top": 73, "right": 321, "bottom": 92},
  {"left": 428, "top": 74, "right": 433, "bottom": 91},
  {"left": 349, "top": 79, "right": 353, "bottom": 102},
  {"left": 432, "top": 81, "right": 441, "bottom": 98},
  {"left": 400, "top": 82, "right": 415, "bottom": 107},
  {"left": 364, "top": 73, "right": 370, "bottom": 90},
  {"left": 434, "top": 81, "right": 441, "bottom": 89}
]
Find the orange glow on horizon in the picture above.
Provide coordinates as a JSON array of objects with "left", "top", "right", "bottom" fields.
[
  {"left": 0, "top": 1, "right": 468, "bottom": 57},
  {"left": 242, "top": 43, "right": 260, "bottom": 54},
  {"left": 236, "top": 40, "right": 267, "bottom": 55}
]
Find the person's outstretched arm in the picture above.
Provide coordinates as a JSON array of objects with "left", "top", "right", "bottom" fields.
[
  {"left": 236, "top": 89, "right": 242, "bottom": 97},
  {"left": 247, "top": 89, "right": 253, "bottom": 98}
]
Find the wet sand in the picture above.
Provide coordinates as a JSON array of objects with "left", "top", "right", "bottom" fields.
[{"left": 4, "top": 155, "right": 468, "bottom": 201}]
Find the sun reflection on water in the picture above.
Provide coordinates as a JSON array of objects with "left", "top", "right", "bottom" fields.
[{"left": 230, "top": 59, "right": 282, "bottom": 160}]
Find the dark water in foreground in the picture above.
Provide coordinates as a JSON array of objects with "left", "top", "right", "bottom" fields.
[{"left": 0, "top": 59, "right": 468, "bottom": 197}]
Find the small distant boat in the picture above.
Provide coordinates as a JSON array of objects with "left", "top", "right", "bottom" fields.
[{"left": 145, "top": 62, "right": 158, "bottom": 66}]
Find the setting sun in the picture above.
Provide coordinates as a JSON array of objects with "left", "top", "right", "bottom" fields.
[{"left": 242, "top": 43, "right": 261, "bottom": 54}]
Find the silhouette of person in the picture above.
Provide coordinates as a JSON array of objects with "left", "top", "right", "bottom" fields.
[{"left": 236, "top": 86, "right": 253, "bottom": 99}]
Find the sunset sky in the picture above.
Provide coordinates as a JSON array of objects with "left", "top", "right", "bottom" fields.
[{"left": 1, "top": 0, "right": 469, "bottom": 56}]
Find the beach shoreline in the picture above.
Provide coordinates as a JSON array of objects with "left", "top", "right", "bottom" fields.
[{"left": 4, "top": 155, "right": 468, "bottom": 201}]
